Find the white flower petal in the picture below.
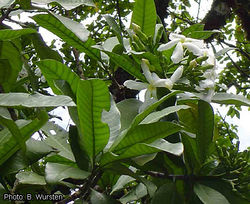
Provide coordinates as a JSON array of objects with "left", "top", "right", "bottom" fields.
[
  {"left": 124, "top": 80, "right": 148, "bottom": 90},
  {"left": 170, "top": 33, "right": 185, "bottom": 40},
  {"left": 141, "top": 59, "right": 153, "bottom": 83},
  {"left": 171, "top": 42, "right": 184, "bottom": 63},
  {"left": 183, "top": 42, "right": 203, "bottom": 56},
  {"left": 186, "top": 38, "right": 204, "bottom": 48},
  {"left": 157, "top": 39, "right": 179, "bottom": 51},
  {"left": 145, "top": 89, "right": 152, "bottom": 101},
  {"left": 151, "top": 73, "right": 161, "bottom": 82},
  {"left": 170, "top": 66, "right": 183, "bottom": 83}
]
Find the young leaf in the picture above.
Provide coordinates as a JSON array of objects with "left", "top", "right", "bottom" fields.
[
  {"left": 194, "top": 184, "right": 230, "bottom": 204},
  {"left": 32, "top": 14, "right": 100, "bottom": 60},
  {"left": 131, "top": 0, "right": 157, "bottom": 37},
  {"left": 197, "top": 100, "right": 214, "bottom": 163},
  {"left": 77, "top": 79, "right": 110, "bottom": 163},
  {"left": 0, "top": 29, "right": 36, "bottom": 40}
]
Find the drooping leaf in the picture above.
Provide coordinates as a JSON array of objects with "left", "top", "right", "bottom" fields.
[
  {"left": 77, "top": 79, "right": 110, "bottom": 162},
  {"left": 16, "top": 172, "right": 46, "bottom": 185},
  {"left": 0, "top": 111, "right": 48, "bottom": 166},
  {"left": 42, "top": 121, "right": 75, "bottom": 162},
  {"left": 36, "top": 59, "right": 80, "bottom": 95},
  {"left": 101, "top": 138, "right": 183, "bottom": 166},
  {"left": 131, "top": 0, "right": 157, "bottom": 37},
  {"left": 45, "top": 162, "right": 90, "bottom": 184},
  {"left": 0, "top": 92, "right": 75, "bottom": 108},
  {"left": 32, "top": 14, "right": 100, "bottom": 60},
  {"left": 32, "top": 0, "right": 95, "bottom": 10},
  {"left": 197, "top": 100, "right": 214, "bottom": 163},
  {"left": 194, "top": 184, "right": 230, "bottom": 204},
  {"left": 212, "top": 93, "right": 250, "bottom": 107},
  {"left": 0, "top": 29, "right": 37, "bottom": 40},
  {"left": 141, "top": 105, "right": 190, "bottom": 124},
  {"left": 117, "top": 99, "right": 142, "bottom": 131}
]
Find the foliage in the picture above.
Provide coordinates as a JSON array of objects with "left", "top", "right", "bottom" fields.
[{"left": 0, "top": 0, "right": 249, "bottom": 203}]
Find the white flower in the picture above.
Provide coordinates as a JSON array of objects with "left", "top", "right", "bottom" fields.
[
  {"left": 157, "top": 33, "right": 204, "bottom": 63},
  {"left": 200, "top": 49, "right": 216, "bottom": 66},
  {"left": 124, "top": 59, "right": 183, "bottom": 101}
]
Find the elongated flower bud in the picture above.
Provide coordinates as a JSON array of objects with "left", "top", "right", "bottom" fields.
[{"left": 170, "top": 66, "right": 184, "bottom": 83}]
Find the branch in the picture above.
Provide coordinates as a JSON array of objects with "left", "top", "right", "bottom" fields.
[{"left": 115, "top": 0, "right": 122, "bottom": 30}]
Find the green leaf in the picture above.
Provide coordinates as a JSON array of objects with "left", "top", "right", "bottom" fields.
[
  {"left": 16, "top": 172, "right": 46, "bottom": 185},
  {"left": 188, "top": 31, "right": 218, "bottom": 40},
  {"left": 0, "top": 0, "right": 14, "bottom": 8},
  {"left": 0, "top": 41, "right": 22, "bottom": 92},
  {"left": 0, "top": 29, "right": 37, "bottom": 40},
  {"left": 77, "top": 79, "right": 110, "bottom": 162},
  {"left": 101, "top": 138, "right": 183, "bottom": 166},
  {"left": 32, "top": 14, "right": 100, "bottom": 60},
  {"left": 111, "top": 175, "right": 135, "bottom": 194},
  {"left": 197, "top": 100, "right": 214, "bottom": 163},
  {"left": 32, "top": 0, "right": 95, "bottom": 10},
  {"left": 45, "top": 162, "right": 90, "bottom": 184},
  {"left": 0, "top": 92, "right": 76, "bottom": 108},
  {"left": 194, "top": 184, "right": 230, "bottom": 204},
  {"left": 215, "top": 47, "right": 235, "bottom": 58},
  {"left": 131, "top": 0, "right": 157, "bottom": 37},
  {"left": 68, "top": 125, "right": 89, "bottom": 171},
  {"left": 117, "top": 99, "right": 142, "bottom": 131},
  {"left": 141, "top": 105, "right": 190, "bottom": 124},
  {"left": 130, "top": 91, "right": 182, "bottom": 130},
  {"left": 102, "top": 95, "right": 121, "bottom": 151},
  {"left": 90, "top": 189, "right": 120, "bottom": 204},
  {"left": 36, "top": 59, "right": 80, "bottom": 95},
  {"left": 113, "top": 122, "right": 182, "bottom": 153},
  {"left": 0, "top": 111, "right": 48, "bottom": 166},
  {"left": 212, "top": 93, "right": 250, "bottom": 107},
  {"left": 103, "top": 15, "right": 123, "bottom": 44},
  {"left": 151, "top": 183, "right": 183, "bottom": 204},
  {"left": 182, "top": 24, "right": 204, "bottom": 36},
  {"left": 98, "top": 50, "right": 145, "bottom": 81},
  {"left": 31, "top": 33, "right": 62, "bottom": 62},
  {"left": 42, "top": 121, "right": 75, "bottom": 162}
]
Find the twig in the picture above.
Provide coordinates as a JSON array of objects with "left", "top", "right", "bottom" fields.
[
  {"left": 196, "top": 0, "right": 201, "bottom": 21},
  {"left": 0, "top": 3, "right": 16, "bottom": 24},
  {"left": 167, "top": 9, "right": 194, "bottom": 25},
  {"left": 115, "top": 0, "right": 122, "bottom": 30}
]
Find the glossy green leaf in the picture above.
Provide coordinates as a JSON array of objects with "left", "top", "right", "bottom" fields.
[
  {"left": 32, "top": 14, "right": 100, "bottom": 60},
  {"left": 182, "top": 24, "right": 204, "bottom": 36},
  {"left": 117, "top": 99, "right": 142, "bottom": 131},
  {"left": 114, "top": 122, "right": 182, "bottom": 153},
  {"left": 194, "top": 184, "right": 230, "bottom": 204},
  {"left": 131, "top": 0, "right": 157, "bottom": 37},
  {"left": 111, "top": 175, "right": 135, "bottom": 194},
  {"left": 101, "top": 138, "right": 183, "bottom": 166},
  {"left": 42, "top": 121, "right": 75, "bottom": 162},
  {"left": 188, "top": 31, "right": 218, "bottom": 39},
  {"left": 141, "top": 105, "right": 190, "bottom": 124},
  {"left": 130, "top": 91, "right": 182, "bottom": 130},
  {"left": 212, "top": 93, "right": 250, "bottom": 107},
  {"left": 0, "top": 111, "right": 48, "bottom": 166},
  {"left": 90, "top": 189, "right": 119, "bottom": 204},
  {"left": 32, "top": 0, "right": 95, "bottom": 10},
  {"left": 45, "top": 162, "right": 90, "bottom": 184},
  {"left": 197, "top": 100, "right": 214, "bottom": 163},
  {"left": 16, "top": 172, "right": 46, "bottom": 185},
  {"left": 0, "top": 92, "right": 75, "bottom": 108},
  {"left": 36, "top": 59, "right": 80, "bottom": 95},
  {"left": 98, "top": 50, "right": 145, "bottom": 81},
  {"left": 77, "top": 79, "right": 110, "bottom": 162},
  {"left": 0, "top": 29, "right": 36, "bottom": 40}
]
